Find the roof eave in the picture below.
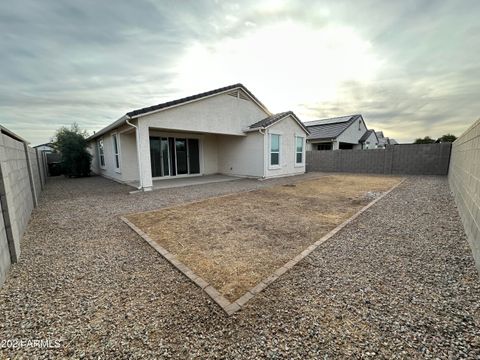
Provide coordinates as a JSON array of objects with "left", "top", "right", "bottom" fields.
[
  {"left": 87, "top": 114, "right": 130, "bottom": 141},
  {"left": 129, "top": 84, "right": 272, "bottom": 120}
]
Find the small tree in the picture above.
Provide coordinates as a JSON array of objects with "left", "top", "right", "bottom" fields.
[
  {"left": 52, "top": 123, "right": 92, "bottom": 177},
  {"left": 414, "top": 136, "right": 436, "bottom": 144},
  {"left": 436, "top": 134, "right": 457, "bottom": 143}
]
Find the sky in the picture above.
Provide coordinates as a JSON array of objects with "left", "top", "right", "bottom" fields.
[{"left": 1, "top": 0, "right": 479, "bottom": 145}]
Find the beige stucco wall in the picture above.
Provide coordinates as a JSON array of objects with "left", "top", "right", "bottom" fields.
[
  {"left": 120, "top": 132, "right": 139, "bottom": 182},
  {"left": 140, "top": 93, "right": 269, "bottom": 136},
  {"left": 217, "top": 133, "right": 264, "bottom": 177},
  {"left": 89, "top": 133, "right": 122, "bottom": 182},
  {"left": 265, "top": 115, "right": 307, "bottom": 178},
  {"left": 89, "top": 124, "right": 136, "bottom": 183},
  {"left": 131, "top": 92, "right": 270, "bottom": 188},
  {"left": 88, "top": 92, "right": 310, "bottom": 186},
  {"left": 203, "top": 134, "right": 219, "bottom": 175},
  {"left": 449, "top": 118, "right": 480, "bottom": 272}
]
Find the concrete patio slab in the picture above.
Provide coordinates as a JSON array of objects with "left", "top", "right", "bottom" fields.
[{"left": 127, "top": 174, "right": 242, "bottom": 191}]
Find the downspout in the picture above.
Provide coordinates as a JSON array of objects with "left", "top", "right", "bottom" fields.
[
  {"left": 259, "top": 128, "right": 267, "bottom": 179},
  {"left": 125, "top": 117, "right": 144, "bottom": 190}
]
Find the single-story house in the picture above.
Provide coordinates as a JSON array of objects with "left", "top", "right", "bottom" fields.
[
  {"left": 87, "top": 84, "right": 309, "bottom": 191},
  {"left": 376, "top": 131, "right": 398, "bottom": 148},
  {"left": 359, "top": 129, "right": 379, "bottom": 149},
  {"left": 304, "top": 114, "right": 373, "bottom": 150}
]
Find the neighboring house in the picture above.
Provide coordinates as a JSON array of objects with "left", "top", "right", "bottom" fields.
[
  {"left": 87, "top": 83, "right": 309, "bottom": 191},
  {"left": 33, "top": 143, "right": 61, "bottom": 176},
  {"left": 304, "top": 114, "right": 373, "bottom": 150},
  {"left": 376, "top": 131, "right": 398, "bottom": 148},
  {"left": 33, "top": 143, "right": 54, "bottom": 153},
  {"left": 359, "top": 129, "right": 379, "bottom": 149}
]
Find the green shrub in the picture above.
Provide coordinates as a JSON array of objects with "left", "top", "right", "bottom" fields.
[{"left": 52, "top": 123, "right": 92, "bottom": 177}]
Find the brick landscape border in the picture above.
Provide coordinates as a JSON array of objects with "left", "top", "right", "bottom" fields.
[{"left": 121, "top": 178, "right": 406, "bottom": 316}]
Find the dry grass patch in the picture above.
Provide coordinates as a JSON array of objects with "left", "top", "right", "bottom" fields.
[{"left": 126, "top": 174, "right": 402, "bottom": 301}]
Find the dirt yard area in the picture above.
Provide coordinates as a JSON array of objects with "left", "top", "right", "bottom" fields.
[{"left": 126, "top": 174, "right": 402, "bottom": 301}]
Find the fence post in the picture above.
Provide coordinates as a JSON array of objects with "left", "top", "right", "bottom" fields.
[
  {"left": 383, "top": 146, "right": 394, "bottom": 174},
  {"left": 23, "top": 143, "right": 38, "bottom": 208},
  {"left": 0, "top": 162, "right": 17, "bottom": 263},
  {"left": 35, "top": 148, "right": 44, "bottom": 190}
]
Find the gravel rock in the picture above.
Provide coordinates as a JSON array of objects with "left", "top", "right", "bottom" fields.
[{"left": 0, "top": 175, "right": 479, "bottom": 358}]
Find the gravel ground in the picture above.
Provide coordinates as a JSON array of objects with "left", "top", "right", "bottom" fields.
[{"left": 0, "top": 174, "right": 479, "bottom": 359}]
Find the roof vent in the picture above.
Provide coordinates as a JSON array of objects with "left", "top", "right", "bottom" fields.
[{"left": 227, "top": 90, "right": 251, "bottom": 102}]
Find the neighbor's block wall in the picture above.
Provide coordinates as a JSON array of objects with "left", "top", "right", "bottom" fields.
[
  {"left": 449, "top": 118, "right": 480, "bottom": 272},
  {"left": 29, "top": 147, "right": 42, "bottom": 199},
  {"left": 306, "top": 143, "right": 451, "bottom": 175},
  {"left": 0, "top": 196, "right": 10, "bottom": 287},
  {"left": 0, "top": 131, "right": 45, "bottom": 287},
  {"left": 0, "top": 134, "right": 34, "bottom": 260}
]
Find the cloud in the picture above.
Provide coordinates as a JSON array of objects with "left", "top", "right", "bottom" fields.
[{"left": 0, "top": 0, "right": 479, "bottom": 144}]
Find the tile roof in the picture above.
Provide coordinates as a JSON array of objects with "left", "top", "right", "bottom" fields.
[
  {"left": 249, "top": 111, "right": 292, "bottom": 129},
  {"left": 248, "top": 111, "right": 309, "bottom": 134},
  {"left": 126, "top": 83, "right": 268, "bottom": 117},
  {"left": 88, "top": 83, "right": 270, "bottom": 141},
  {"left": 303, "top": 115, "right": 355, "bottom": 127},
  {"left": 359, "top": 129, "right": 375, "bottom": 143},
  {"left": 304, "top": 114, "right": 361, "bottom": 141}
]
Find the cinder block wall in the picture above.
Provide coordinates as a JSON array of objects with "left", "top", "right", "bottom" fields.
[
  {"left": 0, "top": 131, "right": 44, "bottom": 287},
  {"left": 29, "top": 147, "right": 42, "bottom": 198},
  {"left": 306, "top": 143, "right": 451, "bottom": 175},
  {"left": 0, "top": 199, "right": 10, "bottom": 287},
  {"left": 0, "top": 134, "right": 34, "bottom": 259},
  {"left": 449, "top": 118, "right": 480, "bottom": 272}
]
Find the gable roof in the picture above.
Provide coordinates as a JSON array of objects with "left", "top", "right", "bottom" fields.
[
  {"left": 126, "top": 83, "right": 270, "bottom": 118},
  {"left": 87, "top": 83, "right": 271, "bottom": 141},
  {"left": 247, "top": 111, "right": 309, "bottom": 134},
  {"left": 304, "top": 114, "right": 362, "bottom": 141},
  {"left": 359, "top": 129, "right": 378, "bottom": 143}
]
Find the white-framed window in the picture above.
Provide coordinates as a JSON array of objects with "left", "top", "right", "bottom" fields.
[
  {"left": 295, "top": 136, "right": 304, "bottom": 164},
  {"left": 98, "top": 139, "right": 105, "bottom": 168},
  {"left": 270, "top": 133, "right": 281, "bottom": 167},
  {"left": 112, "top": 133, "right": 120, "bottom": 172}
]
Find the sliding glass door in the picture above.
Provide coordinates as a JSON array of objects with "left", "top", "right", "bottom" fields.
[
  {"left": 161, "top": 138, "right": 169, "bottom": 176},
  {"left": 150, "top": 136, "right": 200, "bottom": 177},
  {"left": 175, "top": 139, "right": 188, "bottom": 175},
  {"left": 188, "top": 139, "right": 200, "bottom": 174}
]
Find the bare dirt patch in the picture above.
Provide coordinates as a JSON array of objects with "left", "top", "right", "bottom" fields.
[{"left": 126, "top": 174, "right": 402, "bottom": 301}]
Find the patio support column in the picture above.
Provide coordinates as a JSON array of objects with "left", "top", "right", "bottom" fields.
[{"left": 137, "top": 123, "right": 153, "bottom": 191}]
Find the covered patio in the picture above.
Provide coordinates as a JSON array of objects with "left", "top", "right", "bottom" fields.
[{"left": 126, "top": 174, "right": 241, "bottom": 191}]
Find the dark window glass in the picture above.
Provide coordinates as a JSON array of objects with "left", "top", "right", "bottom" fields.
[
  {"left": 271, "top": 153, "right": 279, "bottom": 165},
  {"left": 149, "top": 137, "right": 162, "bottom": 177},
  {"left": 317, "top": 143, "right": 332, "bottom": 151},
  {"left": 296, "top": 152, "right": 302, "bottom": 163},
  {"left": 176, "top": 139, "right": 188, "bottom": 175},
  {"left": 161, "top": 138, "right": 169, "bottom": 176},
  {"left": 188, "top": 139, "right": 200, "bottom": 174},
  {"left": 169, "top": 138, "right": 176, "bottom": 175}
]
